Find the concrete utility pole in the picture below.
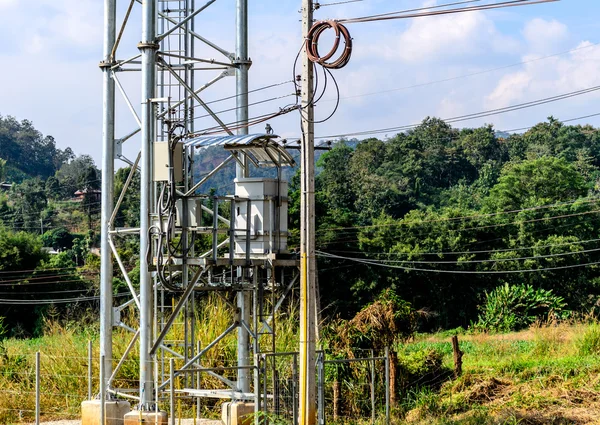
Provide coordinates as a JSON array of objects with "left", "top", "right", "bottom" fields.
[
  {"left": 99, "top": 0, "right": 116, "bottom": 391},
  {"left": 299, "top": 0, "right": 317, "bottom": 423},
  {"left": 235, "top": 0, "right": 252, "bottom": 394},
  {"left": 138, "top": 0, "right": 158, "bottom": 409}
]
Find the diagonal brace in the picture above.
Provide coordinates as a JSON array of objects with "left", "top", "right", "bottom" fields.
[{"left": 150, "top": 267, "right": 205, "bottom": 355}]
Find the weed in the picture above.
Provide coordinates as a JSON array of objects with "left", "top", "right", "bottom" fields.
[{"left": 575, "top": 322, "right": 600, "bottom": 355}]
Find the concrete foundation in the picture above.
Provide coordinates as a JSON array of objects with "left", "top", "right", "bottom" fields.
[
  {"left": 222, "top": 402, "right": 255, "bottom": 425},
  {"left": 124, "top": 410, "right": 168, "bottom": 425},
  {"left": 81, "top": 399, "right": 131, "bottom": 425}
]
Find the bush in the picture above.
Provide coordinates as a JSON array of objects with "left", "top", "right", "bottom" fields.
[
  {"left": 475, "top": 283, "right": 568, "bottom": 333},
  {"left": 576, "top": 323, "right": 600, "bottom": 355},
  {"left": 397, "top": 348, "right": 449, "bottom": 393}
]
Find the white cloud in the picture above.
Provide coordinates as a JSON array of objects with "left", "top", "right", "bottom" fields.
[
  {"left": 367, "top": 10, "right": 519, "bottom": 63},
  {"left": 0, "top": 0, "right": 16, "bottom": 9},
  {"left": 523, "top": 18, "right": 568, "bottom": 53},
  {"left": 486, "top": 40, "right": 600, "bottom": 110}
]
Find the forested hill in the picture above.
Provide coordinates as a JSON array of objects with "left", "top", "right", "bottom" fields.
[
  {"left": 2, "top": 113, "right": 600, "bottom": 334},
  {"left": 312, "top": 117, "right": 600, "bottom": 328},
  {"left": 0, "top": 115, "right": 76, "bottom": 182}
]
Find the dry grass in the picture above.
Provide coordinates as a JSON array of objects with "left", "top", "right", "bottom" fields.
[
  {"left": 400, "top": 322, "right": 600, "bottom": 425},
  {"left": 0, "top": 294, "right": 299, "bottom": 424}
]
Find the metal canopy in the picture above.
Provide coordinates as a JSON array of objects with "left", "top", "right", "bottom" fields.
[{"left": 185, "top": 134, "right": 295, "bottom": 168}]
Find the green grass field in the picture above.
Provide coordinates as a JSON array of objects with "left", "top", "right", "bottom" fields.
[{"left": 2, "top": 304, "right": 600, "bottom": 424}]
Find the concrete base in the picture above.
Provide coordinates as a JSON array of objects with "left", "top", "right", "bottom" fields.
[
  {"left": 222, "top": 402, "right": 255, "bottom": 425},
  {"left": 124, "top": 410, "right": 168, "bottom": 425},
  {"left": 81, "top": 399, "right": 131, "bottom": 425}
]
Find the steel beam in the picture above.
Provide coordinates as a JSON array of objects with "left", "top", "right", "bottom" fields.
[
  {"left": 99, "top": 0, "right": 117, "bottom": 393},
  {"left": 138, "top": 0, "right": 158, "bottom": 409}
]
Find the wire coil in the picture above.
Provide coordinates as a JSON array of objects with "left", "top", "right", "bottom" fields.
[{"left": 306, "top": 20, "right": 352, "bottom": 69}]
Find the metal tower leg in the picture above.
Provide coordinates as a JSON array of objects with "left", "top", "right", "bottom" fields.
[
  {"left": 139, "top": 0, "right": 158, "bottom": 409},
  {"left": 99, "top": 0, "right": 116, "bottom": 390},
  {"left": 236, "top": 0, "right": 252, "bottom": 394}
]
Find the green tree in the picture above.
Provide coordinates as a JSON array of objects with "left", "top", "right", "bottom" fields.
[{"left": 483, "top": 157, "right": 587, "bottom": 212}]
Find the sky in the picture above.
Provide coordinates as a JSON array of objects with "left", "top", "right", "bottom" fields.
[{"left": 0, "top": 0, "right": 599, "bottom": 167}]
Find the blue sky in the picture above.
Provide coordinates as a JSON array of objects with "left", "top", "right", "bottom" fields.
[{"left": 0, "top": 0, "right": 599, "bottom": 166}]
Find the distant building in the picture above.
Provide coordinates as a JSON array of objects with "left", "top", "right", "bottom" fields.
[
  {"left": 0, "top": 182, "right": 12, "bottom": 191},
  {"left": 74, "top": 188, "right": 101, "bottom": 202}
]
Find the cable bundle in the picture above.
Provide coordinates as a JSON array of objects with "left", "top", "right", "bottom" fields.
[{"left": 306, "top": 20, "right": 352, "bottom": 69}]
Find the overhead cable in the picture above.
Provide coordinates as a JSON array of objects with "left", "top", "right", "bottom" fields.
[
  {"left": 317, "top": 251, "right": 600, "bottom": 274},
  {"left": 338, "top": 0, "right": 559, "bottom": 24},
  {"left": 328, "top": 237, "right": 600, "bottom": 257},
  {"left": 320, "top": 85, "right": 600, "bottom": 139},
  {"left": 316, "top": 197, "right": 600, "bottom": 233},
  {"left": 330, "top": 246, "right": 600, "bottom": 265}
]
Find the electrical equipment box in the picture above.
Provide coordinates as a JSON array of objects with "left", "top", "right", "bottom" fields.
[
  {"left": 175, "top": 198, "right": 203, "bottom": 228},
  {"left": 153, "top": 142, "right": 183, "bottom": 182},
  {"left": 233, "top": 178, "right": 288, "bottom": 256}
]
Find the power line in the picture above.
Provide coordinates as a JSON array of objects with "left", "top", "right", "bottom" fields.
[
  {"left": 339, "top": 0, "right": 558, "bottom": 24},
  {"left": 319, "top": 85, "right": 600, "bottom": 139},
  {"left": 330, "top": 245, "right": 600, "bottom": 265},
  {"left": 328, "top": 236, "right": 600, "bottom": 257},
  {"left": 325, "top": 42, "right": 600, "bottom": 103},
  {"left": 0, "top": 292, "right": 130, "bottom": 305},
  {"left": 317, "top": 250, "right": 600, "bottom": 274},
  {"left": 316, "top": 197, "right": 600, "bottom": 233}
]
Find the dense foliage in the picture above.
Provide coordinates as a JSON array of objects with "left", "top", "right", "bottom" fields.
[
  {"left": 302, "top": 116, "right": 600, "bottom": 328},
  {"left": 475, "top": 283, "right": 568, "bottom": 332},
  {"left": 4, "top": 113, "right": 600, "bottom": 335}
]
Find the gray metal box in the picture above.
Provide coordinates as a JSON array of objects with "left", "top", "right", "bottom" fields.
[{"left": 153, "top": 142, "right": 183, "bottom": 182}]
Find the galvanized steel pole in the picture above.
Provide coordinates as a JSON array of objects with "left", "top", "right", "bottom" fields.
[
  {"left": 35, "top": 351, "right": 40, "bottom": 425},
  {"left": 236, "top": 0, "right": 251, "bottom": 395},
  {"left": 139, "top": 0, "right": 158, "bottom": 409},
  {"left": 299, "top": 0, "right": 317, "bottom": 423},
  {"left": 99, "top": 0, "right": 116, "bottom": 390}
]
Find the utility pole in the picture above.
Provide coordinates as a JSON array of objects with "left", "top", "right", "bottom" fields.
[
  {"left": 235, "top": 0, "right": 252, "bottom": 394},
  {"left": 99, "top": 0, "right": 116, "bottom": 393},
  {"left": 299, "top": 0, "right": 317, "bottom": 423},
  {"left": 138, "top": 0, "right": 158, "bottom": 410}
]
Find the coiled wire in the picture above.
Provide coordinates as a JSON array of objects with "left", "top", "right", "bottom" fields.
[{"left": 306, "top": 20, "right": 352, "bottom": 69}]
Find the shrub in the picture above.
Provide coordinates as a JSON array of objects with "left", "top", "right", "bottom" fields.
[
  {"left": 475, "top": 283, "right": 568, "bottom": 333},
  {"left": 397, "top": 348, "right": 449, "bottom": 393},
  {"left": 576, "top": 323, "right": 600, "bottom": 355}
]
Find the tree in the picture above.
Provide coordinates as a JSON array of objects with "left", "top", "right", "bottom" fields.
[
  {"left": 55, "top": 155, "right": 100, "bottom": 198},
  {"left": 483, "top": 157, "right": 587, "bottom": 212},
  {"left": 0, "top": 115, "right": 72, "bottom": 181},
  {"left": 11, "top": 179, "right": 47, "bottom": 232}
]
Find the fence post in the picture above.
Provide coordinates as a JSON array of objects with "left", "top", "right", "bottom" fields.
[
  {"left": 197, "top": 341, "right": 201, "bottom": 420},
  {"left": 452, "top": 335, "right": 463, "bottom": 378},
  {"left": 35, "top": 351, "right": 40, "bottom": 425},
  {"left": 385, "top": 347, "right": 390, "bottom": 425},
  {"left": 100, "top": 354, "right": 105, "bottom": 425},
  {"left": 262, "top": 355, "right": 268, "bottom": 412},
  {"left": 170, "top": 358, "right": 175, "bottom": 425},
  {"left": 317, "top": 353, "right": 324, "bottom": 425},
  {"left": 292, "top": 353, "right": 298, "bottom": 425},
  {"left": 88, "top": 340, "right": 93, "bottom": 400},
  {"left": 370, "top": 351, "right": 375, "bottom": 425}
]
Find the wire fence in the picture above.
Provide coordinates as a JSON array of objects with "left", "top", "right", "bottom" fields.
[{"left": 0, "top": 345, "right": 393, "bottom": 425}]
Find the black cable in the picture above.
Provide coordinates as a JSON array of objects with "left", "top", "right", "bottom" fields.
[{"left": 320, "top": 85, "right": 600, "bottom": 139}]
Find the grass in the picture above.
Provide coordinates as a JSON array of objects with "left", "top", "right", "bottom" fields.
[
  {"left": 0, "top": 294, "right": 302, "bottom": 424},
  {"left": 3, "top": 307, "right": 600, "bottom": 424},
  {"left": 401, "top": 323, "right": 600, "bottom": 424}
]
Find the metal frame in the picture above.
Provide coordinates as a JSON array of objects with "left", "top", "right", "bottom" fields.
[{"left": 98, "top": 0, "right": 302, "bottom": 418}]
